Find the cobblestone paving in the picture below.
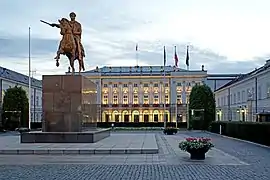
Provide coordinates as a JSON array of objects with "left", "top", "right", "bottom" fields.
[{"left": 0, "top": 131, "right": 269, "bottom": 180}]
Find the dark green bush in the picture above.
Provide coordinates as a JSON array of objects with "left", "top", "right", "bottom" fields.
[
  {"left": 163, "top": 127, "right": 178, "bottom": 135},
  {"left": 189, "top": 84, "right": 215, "bottom": 130}
]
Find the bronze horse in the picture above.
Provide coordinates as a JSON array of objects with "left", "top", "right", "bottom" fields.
[{"left": 53, "top": 18, "right": 85, "bottom": 74}]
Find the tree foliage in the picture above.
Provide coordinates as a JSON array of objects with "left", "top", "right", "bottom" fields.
[
  {"left": 2, "top": 86, "right": 29, "bottom": 130},
  {"left": 189, "top": 84, "right": 215, "bottom": 130}
]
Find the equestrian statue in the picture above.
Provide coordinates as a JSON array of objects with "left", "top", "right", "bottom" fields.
[{"left": 40, "top": 12, "right": 85, "bottom": 74}]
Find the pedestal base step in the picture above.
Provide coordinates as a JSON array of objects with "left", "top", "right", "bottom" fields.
[{"left": 0, "top": 148, "right": 158, "bottom": 155}]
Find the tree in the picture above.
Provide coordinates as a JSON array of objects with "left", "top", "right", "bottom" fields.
[
  {"left": 189, "top": 84, "right": 215, "bottom": 130},
  {"left": 1, "top": 86, "right": 29, "bottom": 130}
]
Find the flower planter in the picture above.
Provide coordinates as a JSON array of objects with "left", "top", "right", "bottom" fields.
[
  {"left": 187, "top": 147, "right": 209, "bottom": 160},
  {"left": 179, "top": 137, "right": 214, "bottom": 160}
]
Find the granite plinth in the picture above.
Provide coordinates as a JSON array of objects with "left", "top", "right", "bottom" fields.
[
  {"left": 42, "top": 75, "right": 97, "bottom": 132},
  {"left": 21, "top": 129, "right": 110, "bottom": 143}
]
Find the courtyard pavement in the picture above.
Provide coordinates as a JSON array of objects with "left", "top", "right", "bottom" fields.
[
  {"left": 0, "top": 132, "right": 158, "bottom": 154},
  {"left": 0, "top": 131, "right": 269, "bottom": 180}
]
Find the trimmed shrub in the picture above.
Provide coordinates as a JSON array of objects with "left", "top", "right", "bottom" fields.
[{"left": 210, "top": 121, "right": 270, "bottom": 146}]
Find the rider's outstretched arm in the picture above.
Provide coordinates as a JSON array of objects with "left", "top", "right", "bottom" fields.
[{"left": 51, "top": 23, "right": 60, "bottom": 28}]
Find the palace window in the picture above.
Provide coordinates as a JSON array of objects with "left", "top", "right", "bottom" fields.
[
  {"left": 103, "top": 84, "right": 108, "bottom": 87},
  {"left": 113, "top": 95, "right": 118, "bottom": 104},
  {"left": 134, "top": 83, "right": 138, "bottom": 87},
  {"left": 113, "top": 84, "right": 118, "bottom": 87},
  {"left": 143, "top": 84, "right": 148, "bottom": 87},
  {"left": 133, "top": 95, "right": 138, "bottom": 104},
  {"left": 123, "top": 84, "right": 128, "bottom": 87},
  {"left": 103, "top": 95, "right": 108, "bottom": 104},
  {"left": 143, "top": 95, "right": 149, "bottom": 104},
  {"left": 154, "top": 83, "right": 158, "bottom": 87},
  {"left": 177, "top": 95, "right": 182, "bottom": 104},
  {"left": 165, "top": 95, "right": 169, "bottom": 104},
  {"left": 177, "top": 82, "right": 182, "bottom": 86},
  {"left": 154, "top": 95, "right": 159, "bottom": 104},
  {"left": 123, "top": 95, "right": 128, "bottom": 104},
  {"left": 186, "top": 94, "right": 190, "bottom": 104},
  {"left": 165, "top": 83, "right": 169, "bottom": 87}
]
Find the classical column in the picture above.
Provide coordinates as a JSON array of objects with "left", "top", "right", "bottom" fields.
[
  {"left": 139, "top": 83, "right": 143, "bottom": 104},
  {"left": 109, "top": 84, "right": 113, "bottom": 104},
  {"left": 119, "top": 84, "right": 123, "bottom": 105},
  {"left": 129, "top": 82, "right": 133, "bottom": 104}
]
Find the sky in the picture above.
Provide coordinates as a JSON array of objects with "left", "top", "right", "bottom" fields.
[{"left": 1, "top": 0, "right": 270, "bottom": 79}]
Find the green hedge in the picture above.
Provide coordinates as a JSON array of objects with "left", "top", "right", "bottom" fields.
[
  {"left": 97, "top": 122, "right": 187, "bottom": 128},
  {"left": 210, "top": 121, "right": 270, "bottom": 146}
]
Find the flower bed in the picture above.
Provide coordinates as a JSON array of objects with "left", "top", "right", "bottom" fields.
[{"left": 179, "top": 137, "right": 214, "bottom": 160}]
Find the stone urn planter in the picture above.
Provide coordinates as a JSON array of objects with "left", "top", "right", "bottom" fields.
[
  {"left": 179, "top": 137, "right": 214, "bottom": 160},
  {"left": 163, "top": 127, "right": 178, "bottom": 135}
]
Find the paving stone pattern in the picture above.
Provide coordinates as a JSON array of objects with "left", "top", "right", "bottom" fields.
[
  {"left": 0, "top": 133, "right": 158, "bottom": 155},
  {"left": 0, "top": 131, "right": 270, "bottom": 180}
]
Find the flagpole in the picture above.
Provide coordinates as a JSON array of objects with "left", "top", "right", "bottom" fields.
[
  {"left": 174, "top": 45, "right": 178, "bottom": 128},
  {"left": 163, "top": 46, "right": 166, "bottom": 129},
  {"left": 28, "top": 27, "right": 31, "bottom": 130},
  {"left": 186, "top": 45, "right": 189, "bottom": 71},
  {"left": 136, "top": 43, "right": 138, "bottom": 67},
  {"left": 186, "top": 45, "right": 190, "bottom": 129}
]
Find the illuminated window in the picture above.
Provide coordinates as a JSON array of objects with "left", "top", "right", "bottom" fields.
[
  {"left": 186, "top": 94, "right": 190, "bottom": 104},
  {"left": 177, "top": 95, "right": 182, "bottom": 104},
  {"left": 133, "top": 95, "right": 138, "bottom": 104},
  {"left": 154, "top": 95, "right": 159, "bottom": 104},
  {"left": 143, "top": 95, "right": 149, "bottom": 104},
  {"left": 165, "top": 95, "right": 169, "bottom": 104},
  {"left": 123, "top": 95, "right": 128, "bottom": 104},
  {"left": 113, "top": 95, "right": 118, "bottom": 104},
  {"left": 103, "top": 95, "right": 108, "bottom": 104}
]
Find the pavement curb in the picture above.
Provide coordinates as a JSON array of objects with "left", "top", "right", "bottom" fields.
[
  {"left": 0, "top": 148, "right": 158, "bottom": 155},
  {"left": 206, "top": 131, "right": 270, "bottom": 149}
]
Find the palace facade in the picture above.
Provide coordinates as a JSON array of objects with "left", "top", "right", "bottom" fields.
[{"left": 79, "top": 66, "right": 209, "bottom": 123}]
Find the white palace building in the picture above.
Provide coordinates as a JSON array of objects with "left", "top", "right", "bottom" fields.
[
  {"left": 78, "top": 65, "right": 237, "bottom": 123},
  {"left": 215, "top": 59, "right": 270, "bottom": 122}
]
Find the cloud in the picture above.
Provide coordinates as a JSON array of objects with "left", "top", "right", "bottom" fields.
[
  {"left": 0, "top": 37, "right": 58, "bottom": 58},
  {"left": 1, "top": 0, "right": 270, "bottom": 79}
]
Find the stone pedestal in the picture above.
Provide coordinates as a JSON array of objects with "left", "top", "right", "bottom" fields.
[
  {"left": 21, "top": 75, "right": 110, "bottom": 143},
  {"left": 42, "top": 75, "right": 97, "bottom": 132}
]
